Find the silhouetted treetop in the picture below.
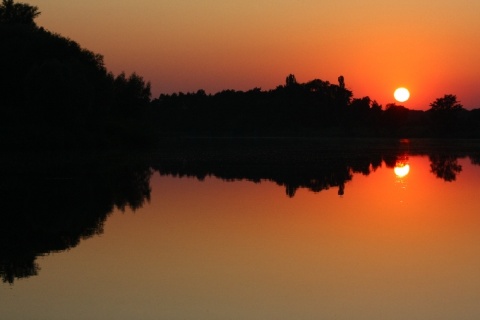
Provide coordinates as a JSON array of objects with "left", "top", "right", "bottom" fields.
[
  {"left": 0, "top": 0, "right": 40, "bottom": 26},
  {"left": 285, "top": 74, "right": 298, "bottom": 87},
  {"left": 338, "top": 75, "right": 345, "bottom": 89},
  {"left": 429, "top": 94, "right": 464, "bottom": 112},
  {"left": 113, "top": 72, "right": 152, "bottom": 116}
]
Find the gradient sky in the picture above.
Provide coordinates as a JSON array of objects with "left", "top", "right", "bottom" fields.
[{"left": 29, "top": 0, "right": 480, "bottom": 109}]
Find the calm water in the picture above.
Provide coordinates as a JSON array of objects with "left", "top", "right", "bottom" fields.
[{"left": 2, "top": 139, "right": 480, "bottom": 319}]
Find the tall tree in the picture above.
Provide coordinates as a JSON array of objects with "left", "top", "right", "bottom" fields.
[{"left": 285, "top": 74, "right": 298, "bottom": 87}]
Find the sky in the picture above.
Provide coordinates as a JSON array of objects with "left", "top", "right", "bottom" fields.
[{"left": 29, "top": 0, "right": 480, "bottom": 109}]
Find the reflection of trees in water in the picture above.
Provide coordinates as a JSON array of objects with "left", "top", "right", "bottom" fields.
[
  {"left": 429, "top": 154, "right": 463, "bottom": 182},
  {"left": 470, "top": 152, "right": 480, "bottom": 166},
  {"left": 152, "top": 139, "right": 480, "bottom": 197},
  {"left": 279, "top": 154, "right": 383, "bottom": 197},
  {"left": 2, "top": 140, "right": 480, "bottom": 284},
  {"left": 0, "top": 158, "right": 152, "bottom": 284},
  {"left": 152, "top": 140, "right": 390, "bottom": 198}
]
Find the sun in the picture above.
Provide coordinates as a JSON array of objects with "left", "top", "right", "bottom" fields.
[{"left": 394, "top": 87, "right": 410, "bottom": 103}]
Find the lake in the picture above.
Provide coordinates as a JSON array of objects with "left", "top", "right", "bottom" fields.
[{"left": 2, "top": 138, "right": 480, "bottom": 319}]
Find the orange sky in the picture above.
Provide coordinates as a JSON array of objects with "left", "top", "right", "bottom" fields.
[{"left": 30, "top": 1, "right": 480, "bottom": 109}]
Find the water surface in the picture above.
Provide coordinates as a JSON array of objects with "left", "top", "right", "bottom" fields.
[{"left": 2, "top": 139, "right": 480, "bottom": 319}]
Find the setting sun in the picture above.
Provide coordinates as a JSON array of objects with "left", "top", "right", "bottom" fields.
[{"left": 394, "top": 88, "right": 410, "bottom": 103}]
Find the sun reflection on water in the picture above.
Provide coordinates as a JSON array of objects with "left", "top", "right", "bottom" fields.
[
  {"left": 394, "top": 163, "right": 410, "bottom": 178},
  {"left": 394, "top": 158, "right": 410, "bottom": 203}
]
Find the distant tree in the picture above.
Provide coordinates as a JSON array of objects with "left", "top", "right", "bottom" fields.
[
  {"left": 196, "top": 89, "right": 207, "bottom": 97},
  {"left": 349, "top": 96, "right": 371, "bottom": 113},
  {"left": 334, "top": 75, "right": 352, "bottom": 111},
  {"left": 305, "top": 79, "right": 330, "bottom": 92},
  {"left": 285, "top": 74, "right": 298, "bottom": 87},
  {"left": 428, "top": 94, "right": 465, "bottom": 136},
  {"left": 371, "top": 100, "right": 382, "bottom": 111},
  {"left": 0, "top": 0, "right": 40, "bottom": 26},
  {"left": 429, "top": 94, "right": 463, "bottom": 112},
  {"left": 338, "top": 75, "right": 345, "bottom": 89}
]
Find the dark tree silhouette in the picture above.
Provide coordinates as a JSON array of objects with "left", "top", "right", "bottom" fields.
[
  {"left": 285, "top": 74, "right": 298, "bottom": 87},
  {"left": 0, "top": 0, "right": 40, "bottom": 25},
  {"left": 0, "top": 1, "right": 156, "bottom": 148},
  {"left": 429, "top": 94, "right": 463, "bottom": 112},
  {"left": 429, "top": 154, "right": 462, "bottom": 182},
  {"left": 113, "top": 72, "right": 152, "bottom": 116},
  {"left": 428, "top": 94, "right": 466, "bottom": 137},
  {"left": 338, "top": 75, "right": 345, "bottom": 89}
]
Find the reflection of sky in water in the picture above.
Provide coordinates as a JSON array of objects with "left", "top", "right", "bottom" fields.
[{"left": 2, "top": 156, "right": 480, "bottom": 320}]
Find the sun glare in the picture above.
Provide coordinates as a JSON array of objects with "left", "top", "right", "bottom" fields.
[{"left": 394, "top": 87, "right": 410, "bottom": 103}]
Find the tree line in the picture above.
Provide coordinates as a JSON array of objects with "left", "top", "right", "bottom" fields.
[
  {"left": 0, "top": 0, "right": 153, "bottom": 148},
  {"left": 150, "top": 76, "right": 480, "bottom": 138},
  {"left": 2, "top": 0, "right": 480, "bottom": 149}
]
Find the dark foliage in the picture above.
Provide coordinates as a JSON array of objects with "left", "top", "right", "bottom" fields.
[
  {"left": 0, "top": 1, "right": 152, "bottom": 149},
  {"left": 0, "top": 0, "right": 39, "bottom": 25},
  {"left": 150, "top": 81, "right": 480, "bottom": 138}
]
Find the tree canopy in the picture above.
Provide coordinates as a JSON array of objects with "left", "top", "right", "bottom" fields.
[
  {"left": 429, "top": 94, "right": 464, "bottom": 112},
  {"left": 0, "top": 0, "right": 153, "bottom": 148},
  {"left": 0, "top": 0, "right": 40, "bottom": 26}
]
